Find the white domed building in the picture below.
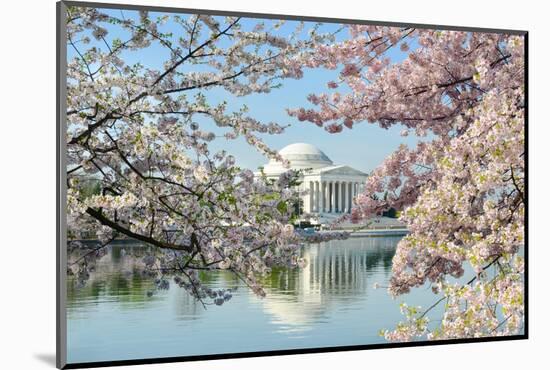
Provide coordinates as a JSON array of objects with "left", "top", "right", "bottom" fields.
[{"left": 256, "top": 143, "right": 368, "bottom": 225}]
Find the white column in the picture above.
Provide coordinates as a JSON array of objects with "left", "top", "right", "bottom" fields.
[
  {"left": 321, "top": 181, "right": 326, "bottom": 213},
  {"left": 302, "top": 183, "right": 306, "bottom": 214},
  {"left": 308, "top": 181, "right": 313, "bottom": 213},
  {"left": 347, "top": 182, "right": 351, "bottom": 213},
  {"left": 351, "top": 182, "right": 356, "bottom": 207},
  {"left": 318, "top": 181, "right": 321, "bottom": 213},
  {"left": 325, "top": 181, "right": 332, "bottom": 213},
  {"left": 332, "top": 182, "right": 337, "bottom": 213},
  {"left": 328, "top": 181, "right": 332, "bottom": 213},
  {"left": 339, "top": 181, "right": 344, "bottom": 213},
  {"left": 312, "top": 181, "right": 315, "bottom": 212},
  {"left": 346, "top": 182, "right": 350, "bottom": 213},
  {"left": 312, "top": 181, "right": 316, "bottom": 212},
  {"left": 321, "top": 181, "right": 324, "bottom": 212},
  {"left": 342, "top": 181, "right": 346, "bottom": 213},
  {"left": 349, "top": 182, "right": 353, "bottom": 212},
  {"left": 334, "top": 181, "right": 339, "bottom": 213},
  {"left": 326, "top": 181, "right": 330, "bottom": 213},
  {"left": 314, "top": 181, "right": 319, "bottom": 212},
  {"left": 348, "top": 182, "right": 353, "bottom": 213},
  {"left": 302, "top": 182, "right": 306, "bottom": 213},
  {"left": 338, "top": 182, "right": 342, "bottom": 213},
  {"left": 346, "top": 181, "right": 350, "bottom": 213},
  {"left": 334, "top": 182, "right": 338, "bottom": 213},
  {"left": 330, "top": 181, "right": 335, "bottom": 213}
]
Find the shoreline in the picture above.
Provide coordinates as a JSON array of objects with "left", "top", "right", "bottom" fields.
[{"left": 72, "top": 229, "right": 408, "bottom": 245}]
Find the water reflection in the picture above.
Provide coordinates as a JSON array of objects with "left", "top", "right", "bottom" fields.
[
  {"left": 67, "top": 244, "right": 155, "bottom": 312},
  {"left": 67, "top": 236, "right": 423, "bottom": 363},
  {"left": 260, "top": 237, "right": 398, "bottom": 331}
]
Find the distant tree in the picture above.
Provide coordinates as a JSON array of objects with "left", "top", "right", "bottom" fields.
[{"left": 381, "top": 208, "right": 397, "bottom": 218}]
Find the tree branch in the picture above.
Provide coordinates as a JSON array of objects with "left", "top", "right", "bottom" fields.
[{"left": 85, "top": 207, "right": 193, "bottom": 252}]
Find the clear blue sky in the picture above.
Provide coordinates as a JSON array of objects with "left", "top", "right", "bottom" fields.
[{"left": 70, "top": 7, "right": 426, "bottom": 174}]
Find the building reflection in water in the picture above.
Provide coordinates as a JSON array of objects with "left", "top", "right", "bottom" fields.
[{"left": 259, "top": 236, "right": 400, "bottom": 333}]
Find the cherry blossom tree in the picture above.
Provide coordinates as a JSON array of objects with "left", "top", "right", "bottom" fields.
[
  {"left": 65, "top": 7, "right": 348, "bottom": 305},
  {"left": 289, "top": 26, "right": 525, "bottom": 339}
]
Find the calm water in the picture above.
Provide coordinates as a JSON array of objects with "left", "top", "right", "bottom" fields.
[{"left": 67, "top": 236, "right": 441, "bottom": 363}]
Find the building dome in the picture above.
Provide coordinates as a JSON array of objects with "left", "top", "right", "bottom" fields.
[
  {"left": 279, "top": 143, "right": 333, "bottom": 165},
  {"left": 261, "top": 143, "right": 333, "bottom": 175}
]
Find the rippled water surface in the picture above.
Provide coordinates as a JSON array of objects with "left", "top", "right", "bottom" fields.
[{"left": 67, "top": 236, "right": 439, "bottom": 363}]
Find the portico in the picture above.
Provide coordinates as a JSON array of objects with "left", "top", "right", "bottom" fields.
[
  {"left": 302, "top": 170, "right": 366, "bottom": 215},
  {"left": 256, "top": 143, "right": 368, "bottom": 223}
]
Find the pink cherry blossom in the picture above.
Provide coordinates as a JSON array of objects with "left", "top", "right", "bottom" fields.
[{"left": 291, "top": 25, "right": 525, "bottom": 339}]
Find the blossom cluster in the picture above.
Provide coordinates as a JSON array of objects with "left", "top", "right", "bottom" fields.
[
  {"left": 65, "top": 7, "right": 343, "bottom": 305},
  {"left": 291, "top": 26, "right": 525, "bottom": 339}
]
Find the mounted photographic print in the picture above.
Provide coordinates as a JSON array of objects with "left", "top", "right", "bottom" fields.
[{"left": 56, "top": 1, "right": 528, "bottom": 368}]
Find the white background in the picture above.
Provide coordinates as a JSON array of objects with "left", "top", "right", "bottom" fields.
[{"left": 1, "top": 0, "right": 546, "bottom": 369}]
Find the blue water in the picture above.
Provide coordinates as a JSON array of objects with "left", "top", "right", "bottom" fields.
[{"left": 66, "top": 236, "right": 441, "bottom": 363}]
